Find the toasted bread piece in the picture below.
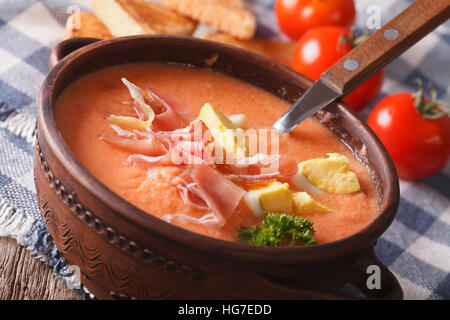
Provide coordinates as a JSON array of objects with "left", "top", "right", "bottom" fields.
[
  {"left": 202, "top": 33, "right": 296, "bottom": 66},
  {"left": 159, "top": 0, "right": 256, "bottom": 40},
  {"left": 64, "top": 12, "right": 112, "bottom": 39},
  {"left": 91, "top": 0, "right": 197, "bottom": 37},
  {"left": 217, "top": 0, "right": 243, "bottom": 8}
]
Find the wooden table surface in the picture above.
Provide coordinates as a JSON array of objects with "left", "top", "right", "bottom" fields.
[{"left": 0, "top": 237, "right": 83, "bottom": 300}]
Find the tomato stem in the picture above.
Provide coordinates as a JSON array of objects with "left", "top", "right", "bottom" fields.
[
  {"left": 412, "top": 79, "right": 450, "bottom": 120},
  {"left": 339, "top": 28, "right": 370, "bottom": 49}
]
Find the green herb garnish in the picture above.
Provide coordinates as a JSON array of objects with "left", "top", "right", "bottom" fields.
[{"left": 239, "top": 213, "right": 317, "bottom": 247}]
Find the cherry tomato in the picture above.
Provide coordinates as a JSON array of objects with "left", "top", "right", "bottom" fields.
[
  {"left": 367, "top": 91, "right": 450, "bottom": 180},
  {"left": 291, "top": 26, "right": 384, "bottom": 112},
  {"left": 342, "top": 71, "right": 384, "bottom": 112},
  {"left": 275, "top": 0, "right": 356, "bottom": 40}
]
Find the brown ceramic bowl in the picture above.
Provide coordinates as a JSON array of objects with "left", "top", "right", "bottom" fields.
[{"left": 35, "top": 36, "right": 402, "bottom": 300}]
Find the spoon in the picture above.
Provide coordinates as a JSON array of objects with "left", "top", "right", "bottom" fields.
[{"left": 273, "top": 0, "right": 450, "bottom": 133}]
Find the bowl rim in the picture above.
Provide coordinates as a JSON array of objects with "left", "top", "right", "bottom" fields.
[{"left": 37, "top": 35, "right": 400, "bottom": 264}]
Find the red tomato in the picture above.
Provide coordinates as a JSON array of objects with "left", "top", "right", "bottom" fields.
[
  {"left": 367, "top": 93, "right": 450, "bottom": 180},
  {"left": 275, "top": 0, "right": 356, "bottom": 40},
  {"left": 342, "top": 70, "right": 384, "bottom": 112},
  {"left": 291, "top": 26, "right": 384, "bottom": 112}
]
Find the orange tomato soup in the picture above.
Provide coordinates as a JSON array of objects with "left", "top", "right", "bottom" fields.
[{"left": 55, "top": 63, "right": 378, "bottom": 244}]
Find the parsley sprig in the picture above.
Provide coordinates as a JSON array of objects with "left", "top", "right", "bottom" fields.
[{"left": 239, "top": 213, "right": 317, "bottom": 247}]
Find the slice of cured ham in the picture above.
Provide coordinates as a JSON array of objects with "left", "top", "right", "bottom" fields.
[
  {"left": 216, "top": 153, "right": 298, "bottom": 180},
  {"left": 100, "top": 132, "right": 167, "bottom": 156},
  {"left": 108, "top": 79, "right": 193, "bottom": 132},
  {"left": 190, "top": 165, "right": 245, "bottom": 225},
  {"left": 148, "top": 86, "right": 195, "bottom": 127},
  {"left": 147, "top": 87, "right": 193, "bottom": 131}
]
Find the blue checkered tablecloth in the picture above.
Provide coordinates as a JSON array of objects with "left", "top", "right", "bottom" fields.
[{"left": 0, "top": 0, "right": 448, "bottom": 300}]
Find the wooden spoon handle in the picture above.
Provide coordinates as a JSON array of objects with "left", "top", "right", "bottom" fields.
[{"left": 321, "top": 0, "right": 450, "bottom": 95}]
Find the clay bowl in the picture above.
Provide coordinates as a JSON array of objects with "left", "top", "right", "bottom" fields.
[{"left": 36, "top": 36, "right": 402, "bottom": 300}]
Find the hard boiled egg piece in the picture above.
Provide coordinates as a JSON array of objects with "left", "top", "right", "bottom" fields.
[{"left": 297, "top": 153, "right": 360, "bottom": 194}]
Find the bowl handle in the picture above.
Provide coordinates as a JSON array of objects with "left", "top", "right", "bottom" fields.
[
  {"left": 261, "top": 246, "right": 403, "bottom": 300},
  {"left": 340, "top": 246, "right": 403, "bottom": 299},
  {"left": 49, "top": 37, "right": 101, "bottom": 69}
]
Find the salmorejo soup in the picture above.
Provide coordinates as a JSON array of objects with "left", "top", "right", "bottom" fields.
[{"left": 55, "top": 63, "right": 378, "bottom": 246}]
